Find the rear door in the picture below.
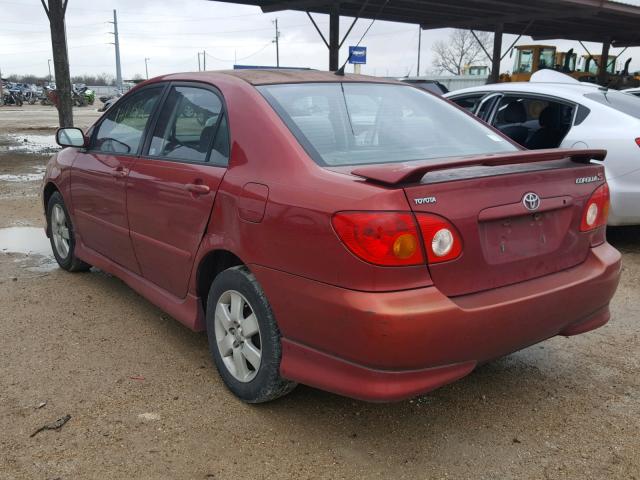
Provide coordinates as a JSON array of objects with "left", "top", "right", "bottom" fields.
[
  {"left": 71, "top": 85, "right": 164, "bottom": 273},
  {"left": 126, "top": 83, "right": 230, "bottom": 298}
]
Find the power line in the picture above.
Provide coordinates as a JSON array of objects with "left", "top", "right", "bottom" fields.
[
  {"left": 0, "top": 43, "right": 106, "bottom": 56},
  {"left": 204, "top": 42, "right": 272, "bottom": 63}
]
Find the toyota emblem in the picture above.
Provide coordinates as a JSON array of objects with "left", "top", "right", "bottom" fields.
[{"left": 523, "top": 192, "right": 541, "bottom": 211}]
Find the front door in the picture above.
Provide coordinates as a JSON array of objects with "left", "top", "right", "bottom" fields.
[
  {"left": 71, "top": 86, "right": 165, "bottom": 273},
  {"left": 126, "top": 84, "right": 230, "bottom": 298}
]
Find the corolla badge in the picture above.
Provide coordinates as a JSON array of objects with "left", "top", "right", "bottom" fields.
[{"left": 522, "top": 192, "right": 541, "bottom": 211}]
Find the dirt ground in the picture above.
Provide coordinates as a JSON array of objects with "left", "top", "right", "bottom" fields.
[{"left": 1, "top": 104, "right": 639, "bottom": 480}]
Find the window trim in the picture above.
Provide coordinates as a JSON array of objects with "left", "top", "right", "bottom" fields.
[
  {"left": 140, "top": 81, "right": 231, "bottom": 167},
  {"left": 476, "top": 93, "right": 503, "bottom": 122},
  {"left": 87, "top": 83, "right": 168, "bottom": 158}
]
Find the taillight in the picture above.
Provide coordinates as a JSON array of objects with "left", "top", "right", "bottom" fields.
[
  {"left": 580, "top": 183, "right": 610, "bottom": 232},
  {"left": 332, "top": 212, "right": 424, "bottom": 266},
  {"left": 415, "top": 213, "right": 463, "bottom": 264},
  {"left": 635, "top": 138, "right": 640, "bottom": 147}
]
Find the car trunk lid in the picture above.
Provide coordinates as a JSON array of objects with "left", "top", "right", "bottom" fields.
[{"left": 349, "top": 149, "right": 607, "bottom": 296}]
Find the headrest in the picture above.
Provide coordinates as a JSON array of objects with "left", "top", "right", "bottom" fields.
[{"left": 503, "top": 101, "right": 526, "bottom": 123}]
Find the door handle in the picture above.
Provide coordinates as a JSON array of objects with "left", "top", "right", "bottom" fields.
[
  {"left": 185, "top": 183, "right": 210, "bottom": 195},
  {"left": 110, "top": 166, "right": 128, "bottom": 178}
]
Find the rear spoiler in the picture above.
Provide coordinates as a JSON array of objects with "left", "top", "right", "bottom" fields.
[{"left": 351, "top": 148, "right": 606, "bottom": 185}]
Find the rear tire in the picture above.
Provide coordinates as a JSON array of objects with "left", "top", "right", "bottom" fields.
[
  {"left": 46, "top": 191, "right": 91, "bottom": 272},
  {"left": 206, "top": 266, "right": 296, "bottom": 403}
]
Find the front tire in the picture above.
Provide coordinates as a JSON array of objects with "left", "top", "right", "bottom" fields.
[
  {"left": 46, "top": 191, "right": 91, "bottom": 272},
  {"left": 206, "top": 266, "right": 296, "bottom": 403}
]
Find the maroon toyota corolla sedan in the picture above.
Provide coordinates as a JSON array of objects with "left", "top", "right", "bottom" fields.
[{"left": 43, "top": 70, "right": 621, "bottom": 403}]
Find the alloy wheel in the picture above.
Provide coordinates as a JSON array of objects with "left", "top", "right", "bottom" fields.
[
  {"left": 214, "top": 290, "right": 262, "bottom": 382},
  {"left": 51, "top": 203, "right": 70, "bottom": 259}
]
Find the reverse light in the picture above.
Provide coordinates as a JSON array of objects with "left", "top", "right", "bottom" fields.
[
  {"left": 332, "top": 212, "right": 424, "bottom": 266},
  {"left": 416, "top": 214, "right": 463, "bottom": 264},
  {"left": 432, "top": 228, "right": 454, "bottom": 257},
  {"left": 580, "top": 183, "right": 610, "bottom": 232}
]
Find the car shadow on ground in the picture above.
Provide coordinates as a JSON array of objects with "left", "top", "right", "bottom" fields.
[{"left": 607, "top": 225, "right": 640, "bottom": 253}]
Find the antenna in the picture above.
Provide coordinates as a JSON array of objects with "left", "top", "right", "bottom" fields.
[{"left": 335, "top": 0, "right": 391, "bottom": 76}]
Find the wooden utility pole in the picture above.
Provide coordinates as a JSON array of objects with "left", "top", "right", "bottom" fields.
[{"left": 41, "top": 0, "right": 73, "bottom": 127}]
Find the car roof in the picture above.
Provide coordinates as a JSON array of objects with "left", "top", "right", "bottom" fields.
[
  {"left": 446, "top": 81, "right": 602, "bottom": 100},
  {"left": 156, "top": 69, "right": 402, "bottom": 86}
]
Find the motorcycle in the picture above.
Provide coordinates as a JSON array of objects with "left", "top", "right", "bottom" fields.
[
  {"left": 22, "top": 89, "right": 38, "bottom": 105},
  {"left": 39, "top": 86, "right": 56, "bottom": 106},
  {"left": 2, "top": 86, "right": 23, "bottom": 106},
  {"left": 72, "top": 84, "right": 95, "bottom": 106}
]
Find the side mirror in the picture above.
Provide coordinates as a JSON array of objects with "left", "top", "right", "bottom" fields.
[{"left": 56, "top": 127, "right": 86, "bottom": 148}]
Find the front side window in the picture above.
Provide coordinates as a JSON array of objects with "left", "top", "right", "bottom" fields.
[
  {"left": 586, "top": 58, "right": 598, "bottom": 75},
  {"left": 148, "top": 86, "right": 228, "bottom": 164},
  {"left": 93, "top": 87, "right": 162, "bottom": 154},
  {"left": 538, "top": 48, "right": 555, "bottom": 70},
  {"left": 514, "top": 50, "right": 533, "bottom": 73},
  {"left": 259, "top": 83, "right": 517, "bottom": 167}
]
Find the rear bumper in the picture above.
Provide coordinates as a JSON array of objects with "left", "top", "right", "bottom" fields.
[{"left": 252, "top": 243, "right": 621, "bottom": 402}]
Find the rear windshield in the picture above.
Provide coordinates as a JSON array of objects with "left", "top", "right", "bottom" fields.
[
  {"left": 258, "top": 82, "right": 518, "bottom": 166},
  {"left": 584, "top": 90, "right": 640, "bottom": 119}
]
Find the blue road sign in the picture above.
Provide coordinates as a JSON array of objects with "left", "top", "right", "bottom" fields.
[{"left": 348, "top": 46, "right": 367, "bottom": 64}]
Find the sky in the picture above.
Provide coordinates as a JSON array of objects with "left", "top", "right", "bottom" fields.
[{"left": 2, "top": 0, "right": 640, "bottom": 80}]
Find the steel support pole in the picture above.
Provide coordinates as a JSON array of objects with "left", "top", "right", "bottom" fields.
[
  {"left": 598, "top": 39, "right": 611, "bottom": 86},
  {"left": 329, "top": 5, "right": 340, "bottom": 71},
  {"left": 490, "top": 24, "right": 503, "bottom": 84},
  {"left": 417, "top": 25, "right": 422, "bottom": 76}
]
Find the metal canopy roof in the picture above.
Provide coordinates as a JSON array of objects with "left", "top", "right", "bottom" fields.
[{"left": 213, "top": 0, "right": 640, "bottom": 46}]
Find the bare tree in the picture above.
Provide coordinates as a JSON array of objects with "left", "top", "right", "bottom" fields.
[
  {"left": 432, "top": 29, "right": 493, "bottom": 76},
  {"left": 41, "top": 0, "right": 73, "bottom": 127}
]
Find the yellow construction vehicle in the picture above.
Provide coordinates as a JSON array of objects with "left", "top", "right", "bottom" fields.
[
  {"left": 556, "top": 50, "right": 577, "bottom": 72},
  {"left": 506, "top": 45, "right": 557, "bottom": 82},
  {"left": 572, "top": 54, "right": 616, "bottom": 82},
  {"left": 501, "top": 45, "right": 576, "bottom": 82},
  {"left": 500, "top": 45, "right": 636, "bottom": 88}
]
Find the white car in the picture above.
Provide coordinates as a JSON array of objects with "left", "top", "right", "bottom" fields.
[
  {"left": 445, "top": 70, "right": 640, "bottom": 225},
  {"left": 623, "top": 87, "right": 640, "bottom": 98}
]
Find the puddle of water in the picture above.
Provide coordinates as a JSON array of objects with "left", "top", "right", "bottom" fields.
[
  {"left": 0, "top": 227, "right": 51, "bottom": 256},
  {"left": 0, "top": 173, "right": 43, "bottom": 182},
  {"left": 0, "top": 166, "right": 46, "bottom": 183},
  {"left": 3, "top": 134, "right": 60, "bottom": 154},
  {"left": 0, "top": 227, "right": 58, "bottom": 272}
]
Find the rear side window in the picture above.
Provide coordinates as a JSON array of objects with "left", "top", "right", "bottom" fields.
[
  {"left": 93, "top": 87, "right": 162, "bottom": 155},
  {"left": 259, "top": 83, "right": 517, "bottom": 167},
  {"left": 148, "top": 86, "right": 229, "bottom": 165},
  {"left": 449, "top": 94, "right": 484, "bottom": 112},
  {"left": 584, "top": 91, "right": 640, "bottom": 119}
]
